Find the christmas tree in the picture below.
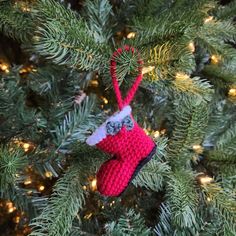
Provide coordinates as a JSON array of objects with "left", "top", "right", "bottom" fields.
[{"left": 0, "top": 0, "right": 236, "bottom": 235}]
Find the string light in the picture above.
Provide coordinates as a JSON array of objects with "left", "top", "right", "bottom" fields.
[
  {"left": 90, "top": 178, "right": 97, "bottom": 191},
  {"left": 0, "top": 62, "right": 10, "bottom": 73},
  {"left": 153, "top": 130, "right": 160, "bottom": 138},
  {"left": 27, "top": 190, "right": 33, "bottom": 195},
  {"left": 101, "top": 205, "right": 105, "bottom": 209},
  {"left": 192, "top": 144, "right": 203, "bottom": 154},
  {"left": 14, "top": 1, "right": 31, "bottom": 12},
  {"left": 13, "top": 216, "right": 21, "bottom": 223},
  {"left": 126, "top": 32, "right": 136, "bottom": 39},
  {"left": 199, "top": 176, "right": 213, "bottom": 185},
  {"left": 23, "top": 143, "right": 30, "bottom": 152},
  {"left": 204, "top": 16, "right": 213, "bottom": 23},
  {"left": 38, "top": 185, "right": 45, "bottom": 191},
  {"left": 142, "top": 66, "right": 155, "bottom": 75},
  {"left": 12, "top": 139, "right": 35, "bottom": 153},
  {"left": 89, "top": 80, "right": 99, "bottom": 87},
  {"left": 8, "top": 206, "right": 16, "bottom": 213},
  {"left": 84, "top": 213, "right": 93, "bottom": 220},
  {"left": 211, "top": 55, "right": 220, "bottom": 64},
  {"left": 101, "top": 97, "right": 109, "bottom": 105},
  {"left": 228, "top": 88, "right": 236, "bottom": 97},
  {"left": 160, "top": 129, "right": 166, "bottom": 135},
  {"left": 175, "top": 72, "right": 190, "bottom": 80},
  {"left": 207, "top": 197, "right": 211, "bottom": 202},
  {"left": 6, "top": 201, "right": 16, "bottom": 213},
  {"left": 143, "top": 128, "right": 150, "bottom": 135},
  {"left": 188, "top": 42, "right": 195, "bottom": 53},
  {"left": 24, "top": 179, "right": 32, "bottom": 185},
  {"left": 45, "top": 171, "right": 53, "bottom": 178},
  {"left": 82, "top": 185, "right": 87, "bottom": 190}
]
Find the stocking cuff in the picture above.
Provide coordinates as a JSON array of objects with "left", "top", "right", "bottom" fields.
[{"left": 86, "top": 105, "right": 132, "bottom": 146}]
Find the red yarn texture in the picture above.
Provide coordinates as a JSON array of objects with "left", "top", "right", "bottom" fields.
[{"left": 96, "top": 122, "right": 155, "bottom": 196}]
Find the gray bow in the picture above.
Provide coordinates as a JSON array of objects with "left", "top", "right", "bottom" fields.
[{"left": 106, "top": 115, "right": 134, "bottom": 135}]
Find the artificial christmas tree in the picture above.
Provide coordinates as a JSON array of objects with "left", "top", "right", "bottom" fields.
[{"left": 0, "top": 0, "right": 236, "bottom": 235}]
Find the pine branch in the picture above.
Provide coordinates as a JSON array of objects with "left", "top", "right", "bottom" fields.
[
  {"left": 0, "top": 68, "right": 42, "bottom": 140},
  {"left": 216, "top": 1, "right": 236, "bottom": 21},
  {"left": 29, "top": 164, "right": 85, "bottom": 236},
  {"left": 167, "top": 170, "right": 198, "bottom": 229},
  {"left": 0, "top": 145, "right": 27, "bottom": 198},
  {"left": 33, "top": 0, "right": 109, "bottom": 71},
  {"left": 104, "top": 209, "right": 151, "bottom": 236},
  {"left": 208, "top": 123, "right": 236, "bottom": 163},
  {"left": 132, "top": 137, "right": 170, "bottom": 192},
  {"left": 154, "top": 203, "right": 173, "bottom": 236},
  {"left": 0, "top": 145, "right": 41, "bottom": 217},
  {"left": 167, "top": 96, "right": 210, "bottom": 168},
  {"left": 83, "top": 0, "right": 113, "bottom": 44},
  {"left": 202, "top": 183, "right": 236, "bottom": 234},
  {"left": 0, "top": 1, "right": 34, "bottom": 42},
  {"left": 203, "top": 64, "right": 236, "bottom": 83},
  {"left": 53, "top": 97, "right": 102, "bottom": 151}
]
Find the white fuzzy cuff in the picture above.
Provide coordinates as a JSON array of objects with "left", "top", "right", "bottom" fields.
[{"left": 86, "top": 105, "right": 132, "bottom": 146}]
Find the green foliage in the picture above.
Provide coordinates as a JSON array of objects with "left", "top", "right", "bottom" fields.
[
  {"left": 208, "top": 123, "right": 236, "bottom": 164},
  {"left": 0, "top": 0, "right": 236, "bottom": 235},
  {"left": 154, "top": 203, "right": 173, "bottom": 236},
  {"left": 104, "top": 209, "right": 151, "bottom": 236},
  {"left": 33, "top": 0, "right": 110, "bottom": 71},
  {"left": 216, "top": 1, "right": 236, "bottom": 21},
  {"left": 0, "top": 145, "right": 27, "bottom": 197},
  {"left": 203, "top": 183, "right": 236, "bottom": 235},
  {"left": 53, "top": 97, "right": 102, "bottom": 150},
  {"left": 0, "top": 1, "right": 34, "bottom": 42},
  {"left": 29, "top": 164, "right": 85, "bottom": 236},
  {"left": 133, "top": 137, "right": 170, "bottom": 191},
  {"left": 167, "top": 170, "right": 198, "bottom": 230},
  {"left": 167, "top": 96, "right": 210, "bottom": 168},
  {"left": 0, "top": 69, "right": 42, "bottom": 141},
  {"left": 83, "top": 0, "right": 114, "bottom": 44}
]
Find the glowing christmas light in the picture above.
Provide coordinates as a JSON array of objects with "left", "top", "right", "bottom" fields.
[
  {"left": 90, "top": 178, "right": 97, "bottom": 191},
  {"left": 142, "top": 66, "right": 155, "bottom": 75},
  {"left": 188, "top": 42, "right": 195, "bottom": 53},
  {"left": 90, "top": 80, "right": 99, "bottom": 87},
  {"left": 45, "top": 171, "right": 53, "bottom": 178},
  {"left": 192, "top": 144, "right": 203, "bottom": 154},
  {"left": 199, "top": 176, "right": 213, "bottom": 185},
  {"left": 160, "top": 129, "right": 166, "bottom": 135},
  {"left": 102, "top": 97, "right": 109, "bottom": 104},
  {"left": 127, "top": 32, "right": 136, "bottom": 39},
  {"left": 38, "top": 185, "right": 45, "bottom": 191},
  {"left": 176, "top": 72, "right": 190, "bottom": 80},
  {"left": 14, "top": 216, "right": 20, "bottom": 223},
  {"left": 82, "top": 185, "right": 87, "bottom": 190},
  {"left": 24, "top": 179, "right": 32, "bottom": 185},
  {"left": 8, "top": 207, "right": 16, "bottom": 213},
  {"left": 211, "top": 55, "right": 220, "bottom": 64},
  {"left": 207, "top": 197, "right": 211, "bottom": 202},
  {"left": 0, "top": 62, "right": 10, "bottom": 73},
  {"left": 84, "top": 213, "right": 93, "bottom": 219},
  {"left": 204, "top": 16, "right": 213, "bottom": 23},
  {"left": 153, "top": 130, "right": 160, "bottom": 138},
  {"left": 23, "top": 143, "right": 30, "bottom": 152},
  {"left": 228, "top": 88, "right": 236, "bottom": 97}
]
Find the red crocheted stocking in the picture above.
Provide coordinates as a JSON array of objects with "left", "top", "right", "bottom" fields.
[{"left": 86, "top": 46, "right": 156, "bottom": 197}]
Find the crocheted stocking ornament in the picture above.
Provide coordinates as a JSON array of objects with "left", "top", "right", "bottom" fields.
[{"left": 86, "top": 46, "right": 156, "bottom": 197}]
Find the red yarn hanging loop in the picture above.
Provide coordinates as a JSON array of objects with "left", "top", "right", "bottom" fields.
[{"left": 110, "top": 45, "right": 143, "bottom": 110}]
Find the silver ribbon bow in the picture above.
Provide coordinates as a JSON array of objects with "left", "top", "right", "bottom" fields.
[{"left": 106, "top": 115, "right": 134, "bottom": 135}]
